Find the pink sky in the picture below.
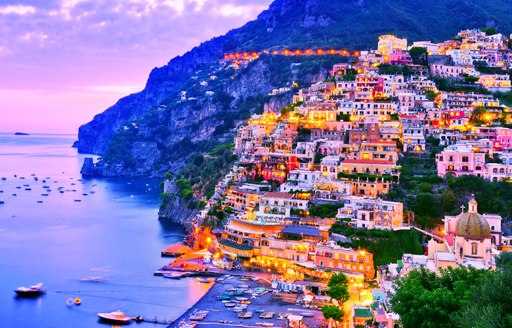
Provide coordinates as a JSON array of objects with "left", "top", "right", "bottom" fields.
[{"left": 0, "top": 0, "right": 272, "bottom": 134}]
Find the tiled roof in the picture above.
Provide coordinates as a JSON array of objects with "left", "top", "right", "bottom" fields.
[
  {"left": 342, "top": 159, "right": 395, "bottom": 165},
  {"left": 263, "top": 192, "right": 294, "bottom": 199}
]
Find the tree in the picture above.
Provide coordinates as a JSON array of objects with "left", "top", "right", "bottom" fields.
[
  {"left": 390, "top": 266, "right": 489, "bottom": 328},
  {"left": 409, "top": 47, "right": 428, "bottom": 66},
  {"left": 481, "top": 27, "right": 497, "bottom": 36},
  {"left": 327, "top": 284, "right": 350, "bottom": 303},
  {"left": 322, "top": 305, "right": 344, "bottom": 327},
  {"left": 328, "top": 272, "right": 349, "bottom": 287}
]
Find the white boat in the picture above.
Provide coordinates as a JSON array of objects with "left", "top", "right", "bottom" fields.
[
  {"left": 80, "top": 276, "right": 106, "bottom": 282},
  {"left": 14, "top": 283, "right": 46, "bottom": 297},
  {"left": 97, "top": 310, "right": 132, "bottom": 324}
]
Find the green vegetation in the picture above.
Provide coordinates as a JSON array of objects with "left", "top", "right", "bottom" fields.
[
  {"left": 104, "top": 124, "right": 140, "bottom": 168},
  {"left": 323, "top": 273, "right": 349, "bottom": 327},
  {"left": 336, "top": 113, "right": 351, "bottom": 122},
  {"left": 338, "top": 172, "right": 395, "bottom": 182},
  {"left": 391, "top": 254, "right": 512, "bottom": 328},
  {"left": 432, "top": 76, "right": 491, "bottom": 94},
  {"left": 409, "top": 47, "right": 428, "bottom": 66},
  {"left": 331, "top": 223, "right": 424, "bottom": 267},
  {"left": 378, "top": 64, "right": 411, "bottom": 76},
  {"left": 322, "top": 306, "right": 344, "bottom": 327},
  {"left": 386, "top": 143, "right": 512, "bottom": 228},
  {"left": 178, "top": 143, "right": 237, "bottom": 200},
  {"left": 309, "top": 203, "right": 344, "bottom": 218}
]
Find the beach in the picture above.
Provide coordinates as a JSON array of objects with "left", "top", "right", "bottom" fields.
[{"left": 168, "top": 274, "right": 325, "bottom": 328}]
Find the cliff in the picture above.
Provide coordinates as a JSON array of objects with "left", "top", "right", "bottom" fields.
[
  {"left": 76, "top": 0, "right": 512, "bottom": 163},
  {"left": 158, "top": 179, "right": 200, "bottom": 230}
]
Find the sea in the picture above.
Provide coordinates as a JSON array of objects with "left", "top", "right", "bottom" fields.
[{"left": 0, "top": 133, "right": 210, "bottom": 327}]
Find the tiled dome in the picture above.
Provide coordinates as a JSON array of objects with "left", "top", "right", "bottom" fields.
[{"left": 455, "top": 198, "right": 490, "bottom": 240}]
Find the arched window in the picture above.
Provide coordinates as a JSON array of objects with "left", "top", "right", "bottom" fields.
[{"left": 471, "top": 242, "right": 478, "bottom": 255}]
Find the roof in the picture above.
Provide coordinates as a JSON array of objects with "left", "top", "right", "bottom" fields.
[
  {"left": 282, "top": 225, "right": 322, "bottom": 237},
  {"left": 354, "top": 308, "right": 372, "bottom": 318},
  {"left": 263, "top": 192, "right": 294, "bottom": 199},
  {"left": 342, "top": 159, "right": 395, "bottom": 165},
  {"left": 436, "top": 252, "right": 456, "bottom": 262},
  {"left": 455, "top": 209, "right": 490, "bottom": 240}
]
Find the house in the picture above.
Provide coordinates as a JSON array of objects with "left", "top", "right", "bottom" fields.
[
  {"left": 255, "top": 192, "right": 309, "bottom": 223},
  {"left": 378, "top": 35, "right": 407, "bottom": 55},
  {"left": 435, "top": 143, "right": 485, "bottom": 178},
  {"left": 315, "top": 241, "right": 375, "bottom": 280},
  {"left": 478, "top": 74, "right": 512, "bottom": 92},
  {"left": 337, "top": 196, "right": 405, "bottom": 230}
]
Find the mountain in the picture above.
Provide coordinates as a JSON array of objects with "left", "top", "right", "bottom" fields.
[{"left": 76, "top": 0, "right": 512, "bottom": 177}]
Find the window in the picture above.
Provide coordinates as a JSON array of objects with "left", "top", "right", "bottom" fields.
[
  {"left": 471, "top": 243, "right": 478, "bottom": 255},
  {"left": 462, "top": 156, "right": 468, "bottom": 162}
]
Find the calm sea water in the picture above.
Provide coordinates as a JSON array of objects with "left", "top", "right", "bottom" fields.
[{"left": 0, "top": 133, "right": 209, "bottom": 327}]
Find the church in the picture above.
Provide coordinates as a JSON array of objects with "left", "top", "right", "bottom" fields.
[{"left": 427, "top": 198, "right": 503, "bottom": 270}]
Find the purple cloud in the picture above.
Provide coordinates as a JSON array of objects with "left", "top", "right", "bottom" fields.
[{"left": 0, "top": 0, "right": 272, "bottom": 133}]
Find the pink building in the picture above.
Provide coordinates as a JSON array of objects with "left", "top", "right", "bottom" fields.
[{"left": 435, "top": 143, "right": 485, "bottom": 178}]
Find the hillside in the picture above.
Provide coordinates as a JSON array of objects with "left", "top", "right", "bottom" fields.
[{"left": 76, "top": 0, "right": 512, "bottom": 177}]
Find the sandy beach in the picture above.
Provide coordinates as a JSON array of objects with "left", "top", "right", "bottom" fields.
[{"left": 168, "top": 275, "right": 325, "bottom": 328}]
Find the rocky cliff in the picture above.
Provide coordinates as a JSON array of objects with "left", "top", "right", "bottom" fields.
[
  {"left": 76, "top": 0, "right": 512, "bottom": 224},
  {"left": 158, "top": 179, "right": 199, "bottom": 230}
]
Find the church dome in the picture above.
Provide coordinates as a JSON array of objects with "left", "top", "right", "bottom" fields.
[{"left": 455, "top": 199, "right": 491, "bottom": 240}]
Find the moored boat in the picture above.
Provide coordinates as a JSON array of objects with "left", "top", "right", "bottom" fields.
[
  {"left": 97, "top": 310, "right": 132, "bottom": 324},
  {"left": 14, "top": 283, "right": 46, "bottom": 297}
]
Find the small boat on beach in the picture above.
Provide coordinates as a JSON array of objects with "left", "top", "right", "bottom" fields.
[
  {"left": 224, "top": 302, "right": 236, "bottom": 307},
  {"left": 300, "top": 312, "right": 314, "bottom": 317},
  {"left": 14, "top": 283, "right": 46, "bottom": 297},
  {"left": 189, "top": 310, "right": 208, "bottom": 321},
  {"left": 74, "top": 199, "right": 81, "bottom": 202},
  {"left": 177, "top": 320, "right": 196, "bottom": 328},
  {"left": 196, "top": 278, "right": 210, "bottom": 283},
  {"left": 259, "top": 312, "right": 275, "bottom": 319},
  {"left": 238, "top": 311, "right": 253, "bottom": 319},
  {"left": 97, "top": 310, "right": 132, "bottom": 324},
  {"left": 255, "top": 323, "right": 275, "bottom": 327}
]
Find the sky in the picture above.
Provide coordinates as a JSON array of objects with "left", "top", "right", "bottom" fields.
[{"left": 0, "top": 0, "right": 273, "bottom": 134}]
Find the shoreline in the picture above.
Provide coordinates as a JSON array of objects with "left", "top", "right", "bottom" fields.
[{"left": 167, "top": 274, "right": 325, "bottom": 328}]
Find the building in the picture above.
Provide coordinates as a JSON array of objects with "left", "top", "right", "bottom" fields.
[
  {"left": 315, "top": 241, "right": 375, "bottom": 280},
  {"left": 341, "top": 159, "right": 400, "bottom": 177},
  {"left": 255, "top": 192, "right": 309, "bottom": 223},
  {"left": 337, "top": 196, "right": 405, "bottom": 230},
  {"left": 440, "top": 198, "right": 503, "bottom": 269},
  {"left": 441, "top": 92, "right": 499, "bottom": 112},
  {"left": 435, "top": 143, "right": 485, "bottom": 178},
  {"left": 378, "top": 35, "right": 407, "bottom": 55},
  {"left": 478, "top": 74, "right": 512, "bottom": 92}
]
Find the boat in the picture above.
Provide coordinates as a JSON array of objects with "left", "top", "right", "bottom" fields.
[
  {"left": 255, "top": 323, "right": 274, "bottom": 327},
  {"left": 1, "top": 177, "right": 6, "bottom": 180},
  {"left": 74, "top": 199, "right": 81, "bottom": 202},
  {"left": 218, "top": 293, "right": 231, "bottom": 300},
  {"left": 189, "top": 310, "right": 209, "bottom": 321},
  {"left": 259, "top": 312, "right": 275, "bottom": 319},
  {"left": 240, "top": 300, "right": 251, "bottom": 305},
  {"left": 300, "top": 312, "right": 314, "bottom": 317},
  {"left": 41, "top": 194, "right": 49, "bottom": 196},
  {"left": 224, "top": 302, "right": 236, "bottom": 307},
  {"left": 177, "top": 320, "right": 196, "bottom": 328},
  {"left": 0, "top": 200, "right": 4, "bottom": 204},
  {"left": 14, "top": 283, "right": 46, "bottom": 297},
  {"left": 80, "top": 276, "right": 106, "bottom": 282},
  {"left": 74, "top": 297, "right": 81, "bottom": 305},
  {"left": 37, "top": 200, "right": 43, "bottom": 203},
  {"left": 238, "top": 311, "right": 253, "bottom": 319},
  {"left": 196, "top": 278, "right": 210, "bottom": 283},
  {"left": 97, "top": 310, "right": 132, "bottom": 324}
]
